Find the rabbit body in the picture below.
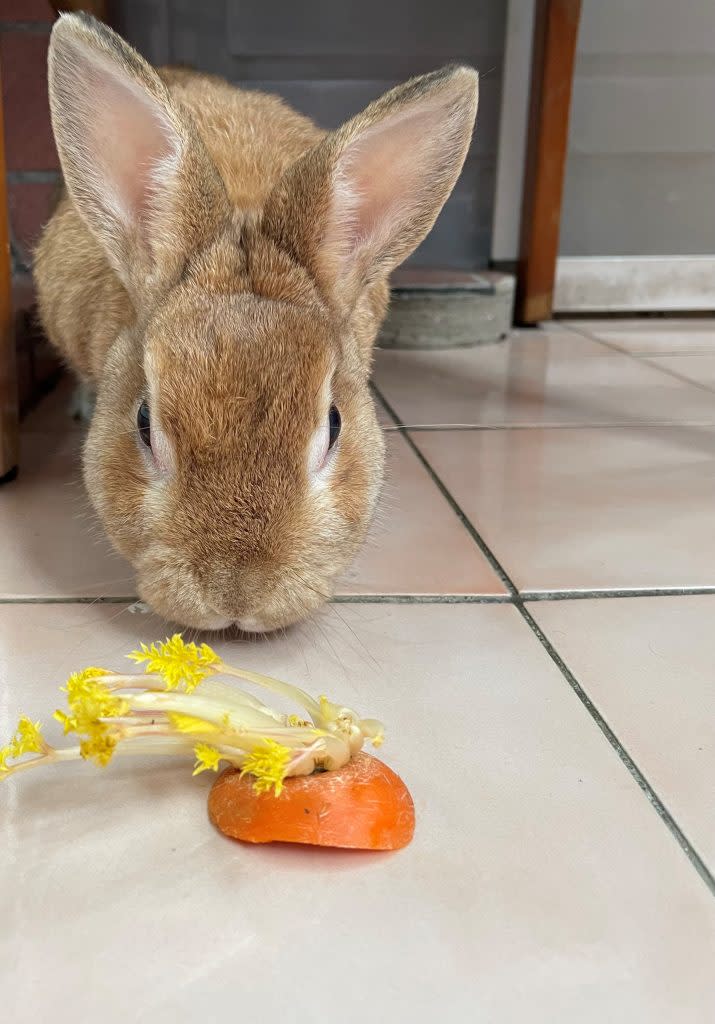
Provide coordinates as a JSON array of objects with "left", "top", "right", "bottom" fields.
[{"left": 34, "top": 14, "right": 478, "bottom": 632}]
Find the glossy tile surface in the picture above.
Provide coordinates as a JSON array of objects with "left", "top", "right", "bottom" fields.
[
  {"left": 342, "top": 433, "right": 505, "bottom": 595},
  {"left": 0, "top": 427, "right": 134, "bottom": 598},
  {"left": 647, "top": 354, "right": 715, "bottom": 389},
  {"left": 530, "top": 596, "right": 715, "bottom": 873},
  {"left": 414, "top": 426, "right": 715, "bottom": 591},
  {"left": 1, "top": 603, "right": 713, "bottom": 1022},
  {"left": 568, "top": 319, "right": 715, "bottom": 355},
  {"left": 374, "top": 327, "right": 715, "bottom": 428},
  {"left": 5, "top": 320, "right": 715, "bottom": 1019}
]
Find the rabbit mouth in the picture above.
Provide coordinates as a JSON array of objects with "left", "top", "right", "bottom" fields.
[
  {"left": 200, "top": 613, "right": 236, "bottom": 631},
  {"left": 234, "top": 615, "right": 269, "bottom": 635}
]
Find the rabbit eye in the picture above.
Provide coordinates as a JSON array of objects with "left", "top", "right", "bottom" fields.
[
  {"left": 328, "top": 405, "right": 341, "bottom": 449},
  {"left": 137, "top": 401, "right": 151, "bottom": 448}
]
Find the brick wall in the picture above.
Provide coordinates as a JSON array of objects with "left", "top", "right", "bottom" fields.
[{"left": 0, "top": 0, "right": 62, "bottom": 414}]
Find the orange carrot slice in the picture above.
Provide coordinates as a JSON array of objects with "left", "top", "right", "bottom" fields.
[{"left": 208, "top": 752, "right": 415, "bottom": 850}]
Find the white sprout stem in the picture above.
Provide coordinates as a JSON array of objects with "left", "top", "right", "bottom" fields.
[
  {"left": 115, "top": 716, "right": 326, "bottom": 754},
  {"left": 103, "top": 675, "right": 282, "bottom": 720},
  {"left": 108, "top": 733, "right": 335, "bottom": 779},
  {"left": 3, "top": 641, "right": 386, "bottom": 788},
  {"left": 4, "top": 736, "right": 236, "bottom": 779},
  {"left": 3, "top": 708, "right": 348, "bottom": 783},
  {"left": 0, "top": 746, "right": 83, "bottom": 777},
  {"left": 289, "top": 738, "right": 340, "bottom": 775},
  {"left": 219, "top": 664, "right": 322, "bottom": 719},
  {"left": 125, "top": 690, "right": 287, "bottom": 732},
  {"left": 102, "top": 674, "right": 159, "bottom": 689},
  {"left": 193, "top": 678, "right": 284, "bottom": 719}
]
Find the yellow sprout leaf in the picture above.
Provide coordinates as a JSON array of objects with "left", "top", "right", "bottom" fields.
[
  {"left": 192, "top": 743, "right": 222, "bottom": 776},
  {"left": 10, "top": 717, "right": 45, "bottom": 757},
  {"left": 79, "top": 727, "right": 118, "bottom": 767},
  {"left": 55, "top": 674, "right": 129, "bottom": 741},
  {"left": 168, "top": 713, "right": 220, "bottom": 735},
  {"left": 53, "top": 670, "right": 128, "bottom": 768},
  {"left": 240, "top": 738, "right": 292, "bottom": 796},
  {"left": 1, "top": 716, "right": 46, "bottom": 776},
  {"left": 53, "top": 709, "right": 76, "bottom": 735},
  {"left": 62, "top": 667, "right": 111, "bottom": 694},
  {"left": 127, "top": 635, "right": 220, "bottom": 692},
  {"left": 287, "top": 714, "right": 311, "bottom": 728}
]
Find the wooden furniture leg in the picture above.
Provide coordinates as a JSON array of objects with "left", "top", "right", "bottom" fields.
[
  {"left": 516, "top": 0, "right": 582, "bottom": 324},
  {"left": 0, "top": 60, "right": 18, "bottom": 485}
]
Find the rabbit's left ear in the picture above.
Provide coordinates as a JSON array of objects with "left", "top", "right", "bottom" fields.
[
  {"left": 48, "top": 13, "right": 228, "bottom": 298},
  {"left": 263, "top": 65, "right": 478, "bottom": 310}
]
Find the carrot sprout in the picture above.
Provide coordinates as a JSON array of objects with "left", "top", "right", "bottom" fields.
[{"left": 0, "top": 635, "right": 385, "bottom": 796}]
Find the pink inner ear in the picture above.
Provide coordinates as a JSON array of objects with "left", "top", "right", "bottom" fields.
[
  {"left": 94, "top": 71, "right": 179, "bottom": 230},
  {"left": 59, "top": 42, "right": 180, "bottom": 236},
  {"left": 329, "top": 100, "right": 453, "bottom": 277}
]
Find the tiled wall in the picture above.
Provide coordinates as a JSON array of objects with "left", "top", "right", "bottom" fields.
[{"left": 0, "top": 0, "right": 61, "bottom": 413}]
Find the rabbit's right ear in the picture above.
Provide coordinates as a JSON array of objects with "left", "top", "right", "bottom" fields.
[
  {"left": 262, "top": 65, "right": 478, "bottom": 314},
  {"left": 48, "top": 14, "right": 228, "bottom": 300}
]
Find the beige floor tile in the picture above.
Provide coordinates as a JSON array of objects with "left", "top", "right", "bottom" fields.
[
  {"left": 3, "top": 378, "right": 132, "bottom": 598},
  {"left": 568, "top": 319, "right": 715, "bottom": 355},
  {"left": 374, "top": 331, "right": 715, "bottom": 428},
  {"left": 529, "top": 595, "right": 715, "bottom": 874},
  {"left": 647, "top": 354, "right": 715, "bottom": 389},
  {"left": 22, "top": 375, "right": 82, "bottom": 435},
  {"left": 340, "top": 433, "right": 506, "bottom": 595},
  {"left": 1, "top": 603, "right": 713, "bottom": 1021},
  {"left": 0, "top": 430, "right": 134, "bottom": 599},
  {"left": 413, "top": 426, "right": 715, "bottom": 591}
]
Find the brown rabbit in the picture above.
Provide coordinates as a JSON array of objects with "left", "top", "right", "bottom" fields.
[{"left": 34, "top": 13, "right": 478, "bottom": 632}]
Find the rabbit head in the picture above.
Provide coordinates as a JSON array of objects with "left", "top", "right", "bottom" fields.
[{"left": 47, "top": 15, "right": 478, "bottom": 631}]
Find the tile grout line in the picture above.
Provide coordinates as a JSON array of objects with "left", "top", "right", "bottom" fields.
[
  {"left": 0, "top": 596, "right": 140, "bottom": 605},
  {"left": 371, "top": 383, "right": 520, "bottom": 597},
  {"left": 521, "top": 586, "right": 715, "bottom": 601},
  {"left": 4, "top": 588, "right": 715, "bottom": 606},
  {"left": 565, "top": 321, "right": 715, "bottom": 399},
  {"left": 333, "top": 594, "right": 512, "bottom": 604},
  {"left": 519, "top": 601, "right": 715, "bottom": 896},
  {"left": 372, "top": 380, "right": 715, "bottom": 898},
  {"left": 0, "top": 594, "right": 513, "bottom": 606},
  {"left": 385, "top": 421, "right": 715, "bottom": 431}
]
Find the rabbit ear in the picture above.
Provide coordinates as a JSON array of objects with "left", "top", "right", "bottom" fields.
[
  {"left": 48, "top": 14, "right": 228, "bottom": 299},
  {"left": 263, "top": 65, "right": 478, "bottom": 309}
]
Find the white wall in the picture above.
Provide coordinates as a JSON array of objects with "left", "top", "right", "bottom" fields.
[{"left": 560, "top": 0, "right": 715, "bottom": 258}]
